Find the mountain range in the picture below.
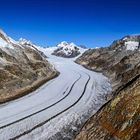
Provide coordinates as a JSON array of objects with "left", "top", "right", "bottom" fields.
[{"left": 0, "top": 29, "right": 140, "bottom": 140}]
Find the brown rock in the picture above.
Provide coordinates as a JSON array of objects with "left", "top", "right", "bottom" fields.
[
  {"left": 75, "top": 35, "right": 140, "bottom": 140},
  {"left": 0, "top": 30, "right": 58, "bottom": 103}
]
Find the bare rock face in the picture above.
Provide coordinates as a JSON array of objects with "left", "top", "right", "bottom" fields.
[
  {"left": 75, "top": 35, "right": 140, "bottom": 140},
  {"left": 52, "top": 41, "right": 81, "bottom": 58},
  {"left": 76, "top": 35, "right": 140, "bottom": 92},
  {"left": 0, "top": 29, "right": 58, "bottom": 103},
  {"left": 75, "top": 76, "right": 140, "bottom": 140}
]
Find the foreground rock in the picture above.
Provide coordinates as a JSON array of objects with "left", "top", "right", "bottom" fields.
[
  {"left": 52, "top": 41, "right": 84, "bottom": 58},
  {"left": 0, "top": 29, "right": 58, "bottom": 103},
  {"left": 75, "top": 35, "right": 140, "bottom": 140},
  {"left": 75, "top": 76, "right": 140, "bottom": 140}
]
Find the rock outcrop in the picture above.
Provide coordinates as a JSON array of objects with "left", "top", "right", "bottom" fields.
[
  {"left": 0, "top": 29, "right": 58, "bottom": 103},
  {"left": 75, "top": 35, "right": 140, "bottom": 140},
  {"left": 76, "top": 35, "right": 140, "bottom": 92},
  {"left": 75, "top": 76, "right": 140, "bottom": 140}
]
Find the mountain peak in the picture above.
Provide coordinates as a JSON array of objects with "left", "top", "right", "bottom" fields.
[
  {"left": 57, "top": 41, "right": 77, "bottom": 48},
  {"left": 19, "top": 38, "right": 32, "bottom": 45},
  {"left": 0, "top": 29, "right": 15, "bottom": 49},
  {"left": 52, "top": 41, "right": 81, "bottom": 58}
]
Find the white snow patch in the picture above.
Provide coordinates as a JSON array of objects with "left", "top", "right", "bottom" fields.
[
  {"left": 0, "top": 38, "right": 7, "bottom": 47},
  {"left": 0, "top": 38, "right": 14, "bottom": 49},
  {"left": 0, "top": 29, "right": 15, "bottom": 49},
  {"left": 125, "top": 41, "right": 139, "bottom": 50},
  {"left": 8, "top": 37, "right": 17, "bottom": 44}
]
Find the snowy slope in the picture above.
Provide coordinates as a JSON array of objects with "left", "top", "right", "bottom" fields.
[
  {"left": 123, "top": 35, "right": 140, "bottom": 51},
  {"left": 0, "top": 29, "right": 14, "bottom": 49},
  {"left": 125, "top": 41, "right": 139, "bottom": 50},
  {"left": 18, "top": 38, "right": 39, "bottom": 50}
]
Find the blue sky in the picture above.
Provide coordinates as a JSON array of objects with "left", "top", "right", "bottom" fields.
[{"left": 0, "top": 0, "right": 140, "bottom": 48}]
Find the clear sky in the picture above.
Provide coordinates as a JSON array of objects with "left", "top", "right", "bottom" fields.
[{"left": 0, "top": 0, "right": 140, "bottom": 48}]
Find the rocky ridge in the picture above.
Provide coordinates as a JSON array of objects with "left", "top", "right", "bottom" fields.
[
  {"left": 76, "top": 35, "right": 140, "bottom": 92},
  {"left": 75, "top": 35, "right": 140, "bottom": 140},
  {"left": 0, "top": 29, "right": 58, "bottom": 103}
]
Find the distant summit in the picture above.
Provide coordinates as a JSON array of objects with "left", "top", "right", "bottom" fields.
[{"left": 52, "top": 41, "right": 86, "bottom": 58}]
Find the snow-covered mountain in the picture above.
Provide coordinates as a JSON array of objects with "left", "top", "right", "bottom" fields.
[
  {"left": 0, "top": 29, "right": 58, "bottom": 103},
  {"left": 52, "top": 41, "right": 85, "bottom": 58},
  {"left": 18, "top": 38, "right": 40, "bottom": 50}
]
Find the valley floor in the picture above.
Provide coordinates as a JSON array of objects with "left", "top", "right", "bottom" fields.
[{"left": 0, "top": 48, "right": 111, "bottom": 140}]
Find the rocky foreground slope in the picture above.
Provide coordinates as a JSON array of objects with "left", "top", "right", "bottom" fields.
[
  {"left": 75, "top": 35, "right": 140, "bottom": 140},
  {"left": 0, "top": 29, "right": 58, "bottom": 103}
]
